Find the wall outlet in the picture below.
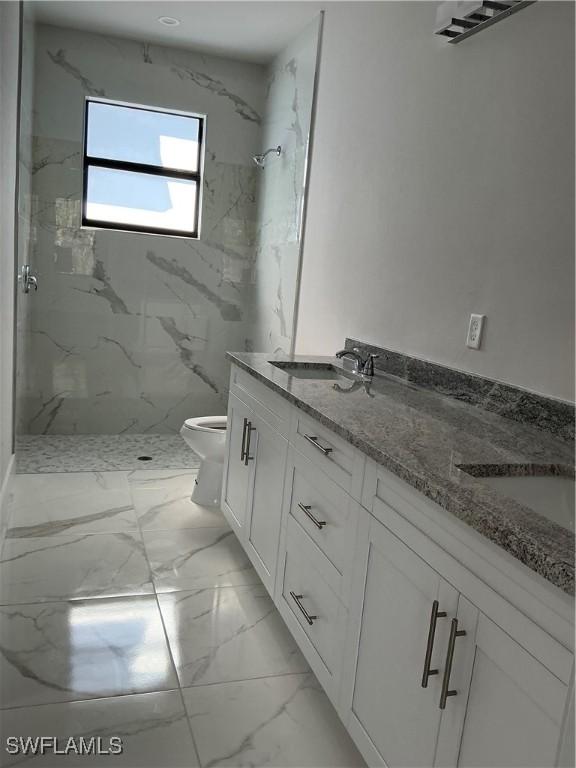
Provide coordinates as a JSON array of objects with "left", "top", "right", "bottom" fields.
[{"left": 466, "top": 313, "right": 485, "bottom": 349}]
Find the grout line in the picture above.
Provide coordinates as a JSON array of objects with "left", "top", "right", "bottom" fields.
[
  {"left": 0, "top": 591, "right": 157, "bottom": 608},
  {"left": 179, "top": 670, "right": 311, "bottom": 692},
  {"left": 0, "top": 687, "right": 184, "bottom": 713},
  {"left": 150, "top": 555, "right": 203, "bottom": 767}
]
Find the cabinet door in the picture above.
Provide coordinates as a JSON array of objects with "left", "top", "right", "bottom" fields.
[
  {"left": 346, "top": 514, "right": 459, "bottom": 767},
  {"left": 436, "top": 598, "right": 569, "bottom": 768},
  {"left": 245, "top": 413, "right": 288, "bottom": 594},
  {"left": 221, "top": 393, "right": 253, "bottom": 536}
]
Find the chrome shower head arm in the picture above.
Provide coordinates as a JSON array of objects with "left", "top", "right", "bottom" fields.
[{"left": 253, "top": 145, "right": 282, "bottom": 167}]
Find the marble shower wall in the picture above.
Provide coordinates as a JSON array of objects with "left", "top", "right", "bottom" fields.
[
  {"left": 250, "top": 19, "right": 320, "bottom": 353},
  {"left": 24, "top": 24, "right": 266, "bottom": 434}
]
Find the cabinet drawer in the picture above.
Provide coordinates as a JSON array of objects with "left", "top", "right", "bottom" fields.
[
  {"left": 291, "top": 411, "right": 364, "bottom": 498},
  {"left": 287, "top": 449, "right": 353, "bottom": 576},
  {"left": 280, "top": 516, "right": 345, "bottom": 680}
]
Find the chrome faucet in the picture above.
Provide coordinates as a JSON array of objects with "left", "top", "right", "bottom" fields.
[{"left": 335, "top": 348, "right": 379, "bottom": 376}]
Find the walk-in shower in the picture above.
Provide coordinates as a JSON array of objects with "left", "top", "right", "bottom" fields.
[{"left": 14, "top": 10, "right": 322, "bottom": 446}]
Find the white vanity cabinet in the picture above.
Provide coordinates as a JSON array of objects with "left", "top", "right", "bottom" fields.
[
  {"left": 274, "top": 446, "right": 361, "bottom": 699},
  {"left": 222, "top": 364, "right": 575, "bottom": 768},
  {"left": 244, "top": 411, "right": 288, "bottom": 592},
  {"left": 434, "top": 603, "right": 571, "bottom": 768},
  {"left": 341, "top": 510, "right": 459, "bottom": 767},
  {"left": 221, "top": 392, "right": 254, "bottom": 535},
  {"left": 342, "top": 466, "right": 574, "bottom": 768},
  {"left": 221, "top": 367, "right": 290, "bottom": 594},
  {"left": 342, "top": 505, "right": 572, "bottom": 768}
]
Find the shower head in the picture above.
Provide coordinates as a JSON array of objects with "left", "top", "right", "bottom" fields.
[{"left": 253, "top": 145, "right": 282, "bottom": 168}]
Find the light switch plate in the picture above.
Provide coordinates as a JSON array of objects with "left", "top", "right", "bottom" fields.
[{"left": 466, "top": 314, "right": 485, "bottom": 349}]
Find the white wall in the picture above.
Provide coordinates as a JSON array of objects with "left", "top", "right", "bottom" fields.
[
  {"left": 296, "top": 1, "right": 575, "bottom": 402},
  {"left": 0, "top": 1, "right": 20, "bottom": 527}
]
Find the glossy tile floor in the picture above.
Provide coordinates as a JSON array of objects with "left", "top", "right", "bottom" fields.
[{"left": 0, "top": 467, "right": 364, "bottom": 767}]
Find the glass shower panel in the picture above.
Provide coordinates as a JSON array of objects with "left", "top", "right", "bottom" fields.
[
  {"left": 14, "top": 4, "right": 37, "bottom": 442},
  {"left": 250, "top": 17, "right": 322, "bottom": 354}
]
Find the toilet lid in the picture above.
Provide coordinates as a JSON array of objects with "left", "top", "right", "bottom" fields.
[{"left": 184, "top": 416, "right": 227, "bottom": 431}]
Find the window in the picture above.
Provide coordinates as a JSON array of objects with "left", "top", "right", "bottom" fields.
[{"left": 82, "top": 98, "right": 205, "bottom": 238}]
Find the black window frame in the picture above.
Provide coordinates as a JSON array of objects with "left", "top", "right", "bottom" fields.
[{"left": 81, "top": 97, "right": 205, "bottom": 239}]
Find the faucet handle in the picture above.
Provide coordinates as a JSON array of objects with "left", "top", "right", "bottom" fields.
[{"left": 362, "top": 353, "right": 379, "bottom": 376}]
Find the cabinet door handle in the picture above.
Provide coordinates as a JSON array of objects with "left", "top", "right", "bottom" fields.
[
  {"left": 289, "top": 591, "right": 317, "bottom": 625},
  {"left": 421, "top": 599, "right": 447, "bottom": 688},
  {"left": 244, "top": 421, "right": 255, "bottom": 466},
  {"left": 240, "top": 417, "right": 249, "bottom": 462},
  {"left": 439, "top": 618, "right": 466, "bottom": 709},
  {"left": 298, "top": 503, "right": 327, "bottom": 530},
  {"left": 303, "top": 434, "right": 333, "bottom": 456}
]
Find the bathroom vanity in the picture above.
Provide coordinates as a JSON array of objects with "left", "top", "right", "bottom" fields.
[{"left": 221, "top": 353, "right": 575, "bottom": 768}]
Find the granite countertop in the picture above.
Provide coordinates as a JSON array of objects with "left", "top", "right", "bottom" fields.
[{"left": 227, "top": 352, "right": 575, "bottom": 595}]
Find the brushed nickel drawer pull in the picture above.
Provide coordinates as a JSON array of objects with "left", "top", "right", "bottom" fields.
[
  {"left": 298, "top": 503, "right": 327, "bottom": 530},
  {"left": 244, "top": 421, "right": 256, "bottom": 466},
  {"left": 439, "top": 618, "right": 466, "bottom": 709},
  {"left": 421, "top": 600, "right": 447, "bottom": 688},
  {"left": 240, "top": 417, "right": 249, "bottom": 462},
  {"left": 303, "top": 434, "right": 333, "bottom": 456},
  {"left": 289, "top": 591, "right": 317, "bottom": 625}
]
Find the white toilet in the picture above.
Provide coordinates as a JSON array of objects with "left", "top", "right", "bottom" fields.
[{"left": 180, "top": 416, "right": 228, "bottom": 506}]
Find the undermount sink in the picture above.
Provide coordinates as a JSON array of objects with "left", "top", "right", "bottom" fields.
[
  {"left": 478, "top": 473, "right": 575, "bottom": 533},
  {"left": 269, "top": 361, "right": 355, "bottom": 381}
]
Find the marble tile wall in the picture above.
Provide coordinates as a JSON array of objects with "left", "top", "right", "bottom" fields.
[
  {"left": 21, "top": 23, "right": 290, "bottom": 435},
  {"left": 249, "top": 19, "right": 320, "bottom": 354}
]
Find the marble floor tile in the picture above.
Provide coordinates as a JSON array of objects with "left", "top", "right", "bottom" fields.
[
  {"left": 0, "top": 533, "right": 153, "bottom": 604},
  {"left": 127, "top": 470, "right": 196, "bottom": 487},
  {"left": 144, "top": 528, "right": 260, "bottom": 592},
  {"left": 0, "top": 598, "right": 179, "bottom": 709},
  {"left": 16, "top": 435, "right": 200, "bottom": 474},
  {"left": 6, "top": 473, "right": 137, "bottom": 538},
  {"left": 130, "top": 476, "right": 225, "bottom": 531},
  {"left": 12, "top": 472, "right": 130, "bottom": 500},
  {"left": 158, "top": 586, "right": 308, "bottom": 687},
  {"left": 0, "top": 690, "right": 199, "bottom": 767},
  {"left": 182, "top": 673, "right": 365, "bottom": 768}
]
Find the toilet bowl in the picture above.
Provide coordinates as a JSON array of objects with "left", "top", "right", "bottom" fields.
[{"left": 180, "top": 416, "right": 228, "bottom": 506}]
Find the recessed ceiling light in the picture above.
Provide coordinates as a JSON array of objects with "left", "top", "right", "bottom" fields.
[{"left": 158, "top": 16, "right": 180, "bottom": 27}]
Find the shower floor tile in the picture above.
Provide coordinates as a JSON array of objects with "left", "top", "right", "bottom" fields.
[{"left": 16, "top": 434, "right": 201, "bottom": 473}]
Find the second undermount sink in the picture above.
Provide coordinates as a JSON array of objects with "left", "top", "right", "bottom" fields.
[
  {"left": 269, "top": 361, "right": 355, "bottom": 381},
  {"left": 478, "top": 474, "right": 575, "bottom": 532}
]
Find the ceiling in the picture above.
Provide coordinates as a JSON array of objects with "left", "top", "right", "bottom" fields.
[{"left": 30, "top": 1, "right": 325, "bottom": 62}]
